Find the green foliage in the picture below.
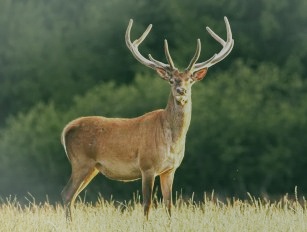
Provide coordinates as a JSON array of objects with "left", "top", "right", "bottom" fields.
[
  {"left": 69, "top": 75, "right": 169, "bottom": 119},
  {"left": 0, "top": 103, "right": 65, "bottom": 197},
  {"left": 182, "top": 60, "right": 307, "bottom": 195},
  {"left": 0, "top": 0, "right": 150, "bottom": 121},
  {"left": 1, "top": 61, "right": 307, "bottom": 201}
]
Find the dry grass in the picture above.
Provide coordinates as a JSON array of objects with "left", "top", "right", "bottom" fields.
[{"left": 1, "top": 192, "right": 307, "bottom": 232}]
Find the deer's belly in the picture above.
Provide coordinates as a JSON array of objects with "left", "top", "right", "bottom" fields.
[{"left": 96, "top": 160, "right": 141, "bottom": 182}]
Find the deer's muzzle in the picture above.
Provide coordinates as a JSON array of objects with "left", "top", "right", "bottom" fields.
[{"left": 176, "top": 87, "right": 186, "bottom": 95}]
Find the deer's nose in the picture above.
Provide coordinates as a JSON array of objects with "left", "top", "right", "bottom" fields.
[{"left": 176, "top": 87, "right": 186, "bottom": 95}]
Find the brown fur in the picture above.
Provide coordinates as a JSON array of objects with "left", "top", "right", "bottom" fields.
[
  {"left": 61, "top": 69, "right": 206, "bottom": 220},
  {"left": 61, "top": 17, "right": 233, "bottom": 220}
]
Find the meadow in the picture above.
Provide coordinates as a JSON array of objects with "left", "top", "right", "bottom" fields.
[{"left": 1, "top": 191, "right": 306, "bottom": 232}]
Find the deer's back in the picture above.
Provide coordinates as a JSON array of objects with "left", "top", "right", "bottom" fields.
[{"left": 62, "top": 110, "right": 168, "bottom": 162}]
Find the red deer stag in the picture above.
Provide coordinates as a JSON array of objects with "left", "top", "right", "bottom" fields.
[{"left": 61, "top": 17, "right": 234, "bottom": 220}]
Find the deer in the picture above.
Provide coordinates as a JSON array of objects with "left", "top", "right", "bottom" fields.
[{"left": 61, "top": 16, "right": 234, "bottom": 220}]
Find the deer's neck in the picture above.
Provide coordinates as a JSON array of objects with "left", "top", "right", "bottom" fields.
[{"left": 165, "top": 93, "right": 192, "bottom": 144}]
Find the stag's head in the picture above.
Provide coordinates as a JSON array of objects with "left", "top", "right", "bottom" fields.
[{"left": 126, "top": 17, "right": 234, "bottom": 105}]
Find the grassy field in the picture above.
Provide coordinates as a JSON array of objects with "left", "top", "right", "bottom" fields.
[{"left": 1, "top": 192, "right": 307, "bottom": 232}]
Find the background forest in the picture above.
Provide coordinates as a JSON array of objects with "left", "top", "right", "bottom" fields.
[{"left": 0, "top": 0, "right": 306, "bottom": 203}]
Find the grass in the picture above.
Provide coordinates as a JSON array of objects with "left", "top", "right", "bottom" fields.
[{"left": 1, "top": 191, "right": 307, "bottom": 232}]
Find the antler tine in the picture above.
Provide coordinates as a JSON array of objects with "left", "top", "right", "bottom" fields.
[
  {"left": 186, "top": 39, "right": 201, "bottom": 71},
  {"left": 147, "top": 40, "right": 176, "bottom": 70},
  {"left": 164, "top": 40, "right": 175, "bottom": 70},
  {"left": 125, "top": 19, "right": 172, "bottom": 70},
  {"left": 133, "top": 23, "right": 152, "bottom": 46},
  {"left": 224, "top": 16, "right": 233, "bottom": 43},
  {"left": 193, "top": 16, "right": 234, "bottom": 71}
]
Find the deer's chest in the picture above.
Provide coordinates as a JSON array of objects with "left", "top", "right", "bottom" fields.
[{"left": 157, "top": 140, "right": 186, "bottom": 174}]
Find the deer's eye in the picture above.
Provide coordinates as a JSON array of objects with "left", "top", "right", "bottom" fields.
[{"left": 169, "top": 79, "right": 174, "bottom": 84}]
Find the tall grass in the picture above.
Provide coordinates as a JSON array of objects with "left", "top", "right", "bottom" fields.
[{"left": 1, "top": 192, "right": 307, "bottom": 232}]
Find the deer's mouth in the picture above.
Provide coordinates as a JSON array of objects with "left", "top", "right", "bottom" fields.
[{"left": 175, "top": 95, "right": 188, "bottom": 105}]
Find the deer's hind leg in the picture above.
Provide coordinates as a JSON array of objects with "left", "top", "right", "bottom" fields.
[{"left": 61, "top": 161, "right": 99, "bottom": 221}]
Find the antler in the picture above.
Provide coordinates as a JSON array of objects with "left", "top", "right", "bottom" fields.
[
  {"left": 187, "top": 16, "right": 234, "bottom": 72},
  {"left": 125, "top": 19, "right": 176, "bottom": 71}
]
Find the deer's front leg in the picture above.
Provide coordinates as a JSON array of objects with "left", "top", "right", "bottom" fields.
[
  {"left": 160, "top": 169, "right": 175, "bottom": 217},
  {"left": 141, "top": 170, "right": 155, "bottom": 219}
]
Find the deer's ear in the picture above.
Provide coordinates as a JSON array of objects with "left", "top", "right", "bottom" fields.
[
  {"left": 156, "top": 67, "right": 169, "bottom": 80},
  {"left": 193, "top": 68, "right": 208, "bottom": 81}
]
